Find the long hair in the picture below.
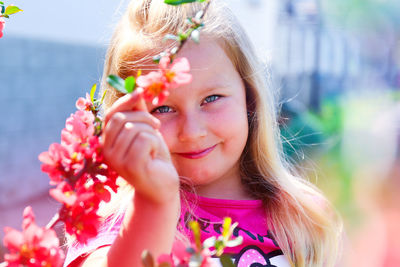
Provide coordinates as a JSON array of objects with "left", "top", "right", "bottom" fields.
[{"left": 98, "top": 1, "right": 343, "bottom": 266}]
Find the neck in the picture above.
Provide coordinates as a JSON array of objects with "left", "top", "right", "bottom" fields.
[{"left": 194, "top": 166, "right": 254, "bottom": 200}]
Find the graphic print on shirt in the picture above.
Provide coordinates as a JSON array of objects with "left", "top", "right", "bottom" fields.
[
  {"left": 181, "top": 212, "right": 291, "bottom": 266},
  {"left": 235, "top": 246, "right": 290, "bottom": 267}
]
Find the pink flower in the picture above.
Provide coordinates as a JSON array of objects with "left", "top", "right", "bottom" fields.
[
  {"left": 0, "top": 18, "right": 5, "bottom": 39},
  {"left": 49, "top": 181, "right": 77, "bottom": 206},
  {"left": 172, "top": 240, "right": 191, "bottom": 265},
  {"left": 62, "top": 110, "right": 95, "bottom": 145},
  {"left": 136, "top": 56, "right": 192, "bottom": 105},
  {"left": 38, "top": 143, "right": 71, "bottom": 184},
  {"left": 159, "top": 56, "right": 192, "bottom": 89},
  {"left": 157, "top": 254, "right": 175, "bottom": 266},
  {"left": 84, "top": 136, "right": 102, "bottom": 160},
  {"left": 76, "top": 93, "right": 93, "bottom": 111},
  {"left": 3, "top": 207, "right": 65, "bottom": 267},
  {"left": 137, "top": 71, "right": 169, "bottom": 105},
  {"left": 200, "top": 248, "right": 218, "bottom": 267}
]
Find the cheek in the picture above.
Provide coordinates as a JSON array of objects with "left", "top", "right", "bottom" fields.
[
  {"left": 157, "top": 118, "right": 177, "bottom": 151},
  {"left": 210, "top": 105, "right": 248, "bottom": 148}
]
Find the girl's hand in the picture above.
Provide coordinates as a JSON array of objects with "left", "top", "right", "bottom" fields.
[{"left": 102, "top": 91, "right": 179, "bottom": 204}]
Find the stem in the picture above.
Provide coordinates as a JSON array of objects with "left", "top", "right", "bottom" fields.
[
  {"left": 69, "top": 159, "right": 89, "bottom": 186},
  {"left": 171, "top": 0, "right": 211, "bottom": 58},
  {"left": 46, "top": 212, "right": 60, "bottom": 230}
]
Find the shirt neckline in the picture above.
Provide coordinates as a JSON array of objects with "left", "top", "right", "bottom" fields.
[{"left": 183, "top": 191, "right": 263, "bottom": 208}]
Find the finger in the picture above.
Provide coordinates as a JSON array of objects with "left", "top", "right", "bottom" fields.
[
  {"left": 108, "top": 122, "right": 157, "bottom": 160},
  {"left": 125, "top": 131, "right": 159, "bottom": 170},
  {"left": 154, "top": 130, "right": 172, "bottom": 161},
  {"left": 102, "top": 111, "right": 160, "bottom": 149},
  {"left": 118, "top": 131, "right": 159, "bottom": 189},
  {"left": 104, "top": 91, "right": 148, "bottom": 126}
]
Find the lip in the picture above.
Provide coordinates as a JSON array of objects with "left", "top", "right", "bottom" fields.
[{"left": 176, "top": 144, "right": 217, "bottom": 159}]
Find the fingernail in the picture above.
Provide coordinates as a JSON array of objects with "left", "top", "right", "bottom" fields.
[{"left": 154, "top": 118, "right": 161, "bottom": 128}]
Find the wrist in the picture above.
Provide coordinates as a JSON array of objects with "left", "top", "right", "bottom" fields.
[{"left": 134, "top": 189, "right": 180, "bottom": 219}]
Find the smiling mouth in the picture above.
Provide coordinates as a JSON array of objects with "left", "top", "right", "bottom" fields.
[{"left": 176, "top": 144, "right": 217, "bottom": 159}]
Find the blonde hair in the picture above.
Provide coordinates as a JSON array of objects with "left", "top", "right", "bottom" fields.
[{"left": 98, "top": 1, "right": 343, "bottom": 266}]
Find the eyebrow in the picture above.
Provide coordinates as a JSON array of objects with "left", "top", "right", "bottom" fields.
[{"left": 200, "top": 84, "right": 229, "bottom": 94}]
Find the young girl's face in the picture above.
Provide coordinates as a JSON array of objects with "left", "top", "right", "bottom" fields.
[{"left": 148, "top": 40, "right": 249, "bottom": 197}]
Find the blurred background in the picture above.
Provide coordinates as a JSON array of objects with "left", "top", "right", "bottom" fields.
[{"left": 0, "top": 0, "right": 399, "bottom": 266}]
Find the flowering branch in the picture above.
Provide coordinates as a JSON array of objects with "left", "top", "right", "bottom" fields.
[{"left": 0, "top": 1, "right": 22, "bottom": 38}]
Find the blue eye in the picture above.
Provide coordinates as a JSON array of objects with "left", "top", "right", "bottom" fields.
[
  {"left": 203, "top": 95, "right": 221, "bottom": 104},
  {"left": 152, "top": 105, "right": 173, "bottom": 114}
]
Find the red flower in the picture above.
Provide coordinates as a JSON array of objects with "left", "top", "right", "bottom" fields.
[
  {"left": 59, "top": 200, "right": 101, "bottom": 243},
  {"left": 0, "top": 18, "right": 5, "bottom": 39},
  {"left": 53, "top": 180, "right": 103, "bottom": 243},
  {"left": 3, "top": 207, "right": 65, "bottom": 267}
]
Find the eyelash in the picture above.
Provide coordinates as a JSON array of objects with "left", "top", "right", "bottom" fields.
[
  {"left": 151, "top": 95, "right": 222, "bottom": 114},
  {"left": 202, "top": 95, "right": 221, "bottom": 105}
]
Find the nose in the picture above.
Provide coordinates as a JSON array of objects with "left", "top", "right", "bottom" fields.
[{"left": 178, "top": 111, "right": 207, "bottom": 142}]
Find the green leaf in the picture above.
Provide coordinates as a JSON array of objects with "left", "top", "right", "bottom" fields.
[
  {"left": 225, "top": 236, "right": 243, "bottom": 247},
  {"left": 90, "top": 84, "right": 97, "bottom": 103},
  {"left": 219, "top": 254, "right": 235, "bottom": 267},
  {"left": 124, "top": 76, "right": 136, "bottom": 93},
  {"left": 190, "top": 29, "right": 200, "bottom": 43},
  {"left": 4, "top": 5, "right": 22, "bottom": 16},
  {"left": 0, "top": 2, "right": 4, "bottom": 5},
  {"left": 215, "top": 239, "right": 224, "bottom": 256},
  {"left": 107, "top": 75, "right": 128, "bottom": 94},
  {"left": 141, "top": 250, "right": 155, "bottom": 267},
  {"left": 178, "top": 32, "right": 188, "bottom": 42},
  {"left": 100, "top": 90, "right": 107, "bottom": 105},
  {"left": 153, "top": 54, "right": 161, "bottom": 64},
  {"left": 164, "top": 0, "right": 199, "bottom": 6},
  {"left": 1, "top": 5, "right": 5, "bottom": 14}
]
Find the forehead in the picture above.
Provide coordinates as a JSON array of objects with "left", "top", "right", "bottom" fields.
[
  {"left": 169, "top": 40, "right": 241, "bottom": 96},
  {"left": 143, "top": 39, "right": 244, "bottom": 111},
  {"left": 179, "top": 39, "right": 233, "bottom": 77}
]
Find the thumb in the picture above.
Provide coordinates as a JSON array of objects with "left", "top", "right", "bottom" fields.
[{"left": 104, "top": 91, "right": 148, "bottom": 126}]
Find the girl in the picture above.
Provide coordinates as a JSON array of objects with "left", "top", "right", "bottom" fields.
[{"left": 64, "top": 1, "right": 342, "bottom": 266}]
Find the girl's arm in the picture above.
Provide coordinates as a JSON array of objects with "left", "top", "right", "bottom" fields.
[
  {"left": 75, "top": 92, "right": 180, "bottom": 267},
  {"left": 77, "top": 193, "right": 180, "bottom": 267}
]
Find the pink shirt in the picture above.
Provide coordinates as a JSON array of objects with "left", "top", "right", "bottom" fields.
[{"left": 64, "top": 194, "right": 290, "bottom": 267}]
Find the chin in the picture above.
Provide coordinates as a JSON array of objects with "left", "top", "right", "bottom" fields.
[{"left": 178, "top": 168, "right": 217, "bottom": 186}]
